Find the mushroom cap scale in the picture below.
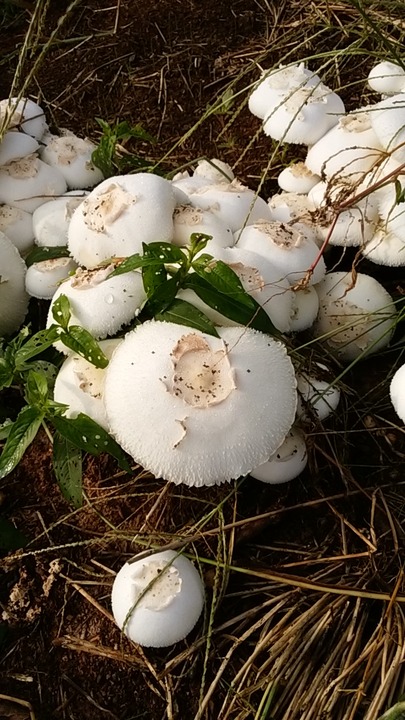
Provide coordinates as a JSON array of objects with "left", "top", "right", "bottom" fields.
[{"left": 104, "top": 321, "right": 297, "bottom": 486}]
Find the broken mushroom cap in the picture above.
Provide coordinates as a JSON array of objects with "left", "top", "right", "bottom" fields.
[
  {"left": 104, "top": 321, "right": 297, "bottom": 486},
  {"left": 111, "top": 549, "right": 205, "bottom": 647},
  {"left": 67, "top": 173, "right": 176, "bottom": 268},
  {"left": 47, "top": 264, "right": 147, "bottom": 347}
]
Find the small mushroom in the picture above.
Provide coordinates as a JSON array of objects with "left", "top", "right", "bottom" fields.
[
  {"left": 249, "top": 427, "right": 307, "bottom": 484},
  {"left": 390, "top": 363, "right": 405, "bottom": 423},
  {"left": 111, "top": 550, "right": 205, "bottom": 647}
]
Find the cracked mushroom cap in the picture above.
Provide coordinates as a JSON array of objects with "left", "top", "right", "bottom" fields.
[
  {"left": 47, "top": 264, "right": 147, "bottom": 347},
  {"left": 104, "top": 321, "right": 297, "bottom": 486},
  {"left": 41, "top": 133, "right": 104, "bottom": 189},
  {"left": 111, "top": 550, "right": 205, "bottom": 647},
  {"left": 67, "top": 173, "right": 176, "bottom": 268}
]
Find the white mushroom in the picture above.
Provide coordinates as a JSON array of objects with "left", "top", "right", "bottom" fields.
[
  {"left": 0, "top": 132, "right": 39, "bottom": 166},
  {"left": 236, "top": 220, "right": 326, "bottom": 286},
  {"left": 47, "top": 265, "right": 147, "bottom": 347},
  {"left": 193, "top": 158, "right": 234, "bottom": 184},
  {"left": 111, "top": 550, "right": 205, "bottom": 647},
  {"left": 0, "top": 204, "right": 34, "bottom": 254},
  {"left": 0, "top": 154, "right": 67, "bottom": 213},
  {"left": 104, "top": 321, "right": 297, "bottom": 486},
  {"left": 172, "top": 204, "right": 234, "bottom": 248},
  {"left": 0, "top": 97, "right": 47, "bottom": 140},
  {"left": 67, "top": 173, "right": 176, "bottom": 268},
  {"left": 33, "top": 192, "right": 87, "bottom": 247},
  {"left": 186, "top": 179, "right": 273, "bottom": 233},
  {"left": 25, "top": 257, "right": 77, "bottom": 299},
  {"left": 305, "top": 110, "right": 384, "bottom": 183},
  {"left": 249, "top": 427, "right": 307, "bottom": 484},
  {"left": 53, "top": 339, "right": 121, "bottom": 429},
  {"left": 278, "top": 162, "right": 321, "bottom": 194},
  {"left": 0, "top": 231, "right": 29, "bottom": 336},
  {"left": 367, "top": 61, "right": 405, "bottom": 96},
  {"left": 313, "top": 271, "right": 397, "bottom": 360},
  {"left": 40, "top": 133, "right": 104, "bottom": 189},
  {"left": 390, "top": 363, "right": 405, "bottom": 423},
  {"left": 296, "top": 363, "right": 341, "bottom": 421}
]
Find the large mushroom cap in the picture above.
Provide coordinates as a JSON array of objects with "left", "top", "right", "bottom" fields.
[
  {"left": 0, "top": 231, "right": 29, "bottom": 336},
  {"left": 104, "top": 321, "right": 297, "bottom": 486}
]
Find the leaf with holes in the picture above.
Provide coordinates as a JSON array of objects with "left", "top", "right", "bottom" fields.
[
  {"left": 58, "top": 326, "right": 109, "bottom": 368},
  {"left": 51, "top": 413, "right": 132, "bottom": 471}
]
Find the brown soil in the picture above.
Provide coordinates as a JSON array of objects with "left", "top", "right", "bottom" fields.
[{"left": 1, "top": 2, "right": 405, "bottom": 720}]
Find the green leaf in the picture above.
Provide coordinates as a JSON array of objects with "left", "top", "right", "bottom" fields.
[
  {"left": 0, "top": 406, "right": 44, "bottom": 480},
  {"left": 107, "top": 254, "right": 168, "bottom": 277},
  {"left": 53, "top": 431, "right": 83, "bottom": 508},
  {"left": 24, "top": 245, "right": 70, "bottom": 268},
  {"left": 185, "top": 274, "right": 278, "bottom": 335},
  {"left": 142, "top": 242, "right": 186, "bottom": 263},
  {"left": 192, "top": 255, "right": 256, "bottom": 308},
  {"left": 14, "top": 326, "right": 61, "bottom": 366},
  {"left": 0, "top": 419, "right": 13, "bottom": 441},
  {"left": 58, "top": 327, "right": 109, "bottom": 368},
  {"left": 143, "top": 275, "right": 182, "bottom": 317},
  {"left": 0, "top": 358, "right": 13, "bottom": 390},
  {"left": 188, "top": 233, "right": 211, "bottom": 259},
  {"left": 51, "top": 413, "right": 132, "bottom": 472},
  {"left": 156, "top": 299, "right": 219, "bottom": 336},
  {"left": 25, "top": 370, "right": 49, "bottom": 406},
  {"left": 0, "top": 516, "right": 28, "bottom": 550},
  {"left": 52, "top": 293, "right": 71, "bottom": 330}
]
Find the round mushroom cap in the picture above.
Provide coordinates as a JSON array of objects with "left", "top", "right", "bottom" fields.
[
  {"left": 390, "top": 363, "right": 405, "bottom": 423},
  {"left": 278, "top": 162, "right": 320, "bottom": 194},
  {"left": 0, "top": 97, "right": 47, "bottom": 140},
  {"left": 0, "top": 231, "right": 29, "bottom": 336},
  {"left": 313, "top": 271, "right": 397, "bottom": 360},
  {"left": 249, "top": 427, "right": 307, "bottom": 484},
  {"left": 47, "top": 265, "right": 147, "bottom": 347},
  {"left": 25, "top": 257, "right": 77, "bottom": 300},
  {"left": 0, "top": 155, "right": 67, "bottom": 213},
  {"left": 296, "top": 362, "right": 341, "bottom": 421},
  {"left": 193, "top": 158, "right": 234, "bottom": 184},
  {"left": 0, "top": 132, "right": 39, "bottom": 166},
  {"left": 104, "top": 321, "right": 297, "bottom": 486},
  {"left": 33, "top": 193, "right": 87, "bottom": 247},
  {"left": 40, "top": 133, "right": 104, "bottom": 189},
  {"left": 67, "top": 173, "right": 176, "bottom": 268},
  {"left": 187, "top": 179, "right": 272, "bottom": 232},
  {"left": 368, "top": 61, "right": 405, "bottom": 95},
  {"left": 111, "top": 550, "right": 205, "bottom": 647},
  {"left": 370, "top": 94, "right": 405, "bottom": 163}
]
